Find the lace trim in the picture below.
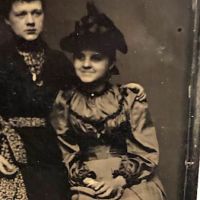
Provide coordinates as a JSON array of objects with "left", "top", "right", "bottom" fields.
[
  {"left": 0, "top": 116, "right": 27, "bottom": 164},
  {"left": 17, "top": 48, "right": 45, "bottom": 87},
  {"left": 68, "top": 86, "right": 127, "bottom": 126},
  {"left": 0, "top": 138, "right": 28, "bottom": 199},
  {"left": 8, "top": 117, "right": 46, "bottom": 128}
]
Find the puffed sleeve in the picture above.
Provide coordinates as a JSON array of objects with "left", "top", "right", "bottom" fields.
[
  {"left": 50, "top": 90, "right": 96, "bottom": 186},
  {"left": 113, "top": 89, "right": 159, "bottom": 187}
]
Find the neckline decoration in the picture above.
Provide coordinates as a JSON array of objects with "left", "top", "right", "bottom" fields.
[
  {"left": 69, "top": 86, "right": 127, "bottom": 125},
  {"left": 78, "top": 82, "right": 112, "bottom": 98},
  {"left": 16, "top": 43, "right": 45, "bottom": 87}
]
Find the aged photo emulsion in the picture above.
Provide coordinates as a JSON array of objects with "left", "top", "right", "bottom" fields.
[{"left": 0, "top": 0, "right": 199, "bottom": 200}]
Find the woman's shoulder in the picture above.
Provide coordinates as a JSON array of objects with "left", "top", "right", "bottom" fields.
[
  {"left": 55, "top": 88, "right": 76, "bottom": 105},
  {"left": 0, "top": 40, "right": 16, "bottom": 62},
  {"left": 116, "top": 85, "right": 138, "bottom": 101},
  {"left": 117, "top": 86, "right": 148, "bottom": 111},
  {"left": 0, "top": 41, "right": 15, "bottom": 78}
]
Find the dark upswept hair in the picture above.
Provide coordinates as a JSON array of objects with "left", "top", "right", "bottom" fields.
[{"left": 0, "top": 0, "right": 45, "bottom": 19}]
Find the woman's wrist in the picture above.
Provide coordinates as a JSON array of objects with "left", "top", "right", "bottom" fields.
[
  {"left": 83, "top": 177, "right": 96, "bottom": 185},
  {"left": 114, "top": 176, "right": 127, "bottom": 188}
]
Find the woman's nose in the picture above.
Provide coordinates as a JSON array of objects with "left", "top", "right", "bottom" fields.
[
  {"left": 26, "top": 14, "right": 35, "bottom": 25},
  {"left": 82, "top": 58, "right": 91, "bottom": 68}
]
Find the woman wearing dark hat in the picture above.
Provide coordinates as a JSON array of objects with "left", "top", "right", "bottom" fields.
[
  {"left": 0, "top": 0, "right": 145, "bottom": 199},
  {"left": 0, "top": 0, "right": 74, "bottom": 199},
  {"left": 51, "top": 2, "right": 166, "bottom": 200}
]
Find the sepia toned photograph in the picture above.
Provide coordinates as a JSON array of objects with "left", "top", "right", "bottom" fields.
[{"left": 0, "top": 0, "right": 199, "bottom": 200}]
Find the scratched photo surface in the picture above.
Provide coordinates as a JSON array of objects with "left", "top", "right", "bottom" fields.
[{"left": 0, "top": 0, "right": 193, "bottom": 200}]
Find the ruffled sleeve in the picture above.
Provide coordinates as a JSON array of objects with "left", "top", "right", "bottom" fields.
[
  {"left": 113, "top": 89, "right": 159, "bottom": 187},
  {"left": 50, "top": 90, "right": 96, "bottom": 186}
]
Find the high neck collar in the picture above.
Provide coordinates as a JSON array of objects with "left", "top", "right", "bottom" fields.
[
  {"left": 14, "top": 36, "right": 46, "bottom": 52},
  {"left": 78, "top": 82, "right": 112, "bottom": 98}
]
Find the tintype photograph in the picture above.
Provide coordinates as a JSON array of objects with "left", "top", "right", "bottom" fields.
[{"left": 0, "top": 0, "right": 199, "bottom": 200}]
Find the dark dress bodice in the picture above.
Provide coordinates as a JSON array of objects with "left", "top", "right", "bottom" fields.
[
  {"left": 0, "top": 39, "right": 74, "bottom": 165},
  {"left": 0, "top": 39, "right": 75, "bottom": 200}
]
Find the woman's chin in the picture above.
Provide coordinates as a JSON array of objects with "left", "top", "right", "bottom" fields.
[{"left": 79, "top": 78, "right": 96, "bottom": 84}]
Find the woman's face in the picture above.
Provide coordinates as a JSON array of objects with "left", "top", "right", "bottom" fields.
[
  {"left": 74, "top": 50, "right": 112, "bottom": 83},
  {"left": 5, "top": 0, "right": 44, "bottom": 41}
]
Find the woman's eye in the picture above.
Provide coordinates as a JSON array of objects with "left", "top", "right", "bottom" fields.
[
  {"left": 15, "top": 11, "right": 27, "bottom": 17},
  {"left": 91, "top": 54, "right": 104, "bottom": 61},
  {"left": 32, "top": 10, "right": 43, "bottom": 16},
  {"left": 75, "top": 53, "right": 85, "bottom": 60}
]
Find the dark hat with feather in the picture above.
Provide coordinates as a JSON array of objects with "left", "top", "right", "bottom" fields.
[{"left": 60, "top": 2, "right": 128, "bottom": 74}]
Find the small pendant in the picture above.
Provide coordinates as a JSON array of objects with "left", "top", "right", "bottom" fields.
[
  {"left": 97, "top": 133, "right": 101, "bottom": 138},
  {"left": 32, "top": 73, "right": 36, "bottom": 81}
]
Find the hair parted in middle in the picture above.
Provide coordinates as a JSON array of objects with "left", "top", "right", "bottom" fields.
[{"left": 0, "top": 0, "right": 45, "bottom": 19}]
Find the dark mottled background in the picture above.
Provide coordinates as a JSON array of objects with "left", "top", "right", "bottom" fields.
[{"left": 0, "top": 0, "right": 194, "bottom": 200}]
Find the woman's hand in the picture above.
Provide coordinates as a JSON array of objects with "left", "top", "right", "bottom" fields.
[
  {"left": 95, "top": 176, "right": 126, "bottom": 199},
  {"left": 83, "top": 177, "right": 104, "bottom": 190},
  {"left": 84, "top": 176, "right": 126, "bottom": 199},
  {"left": 0, "top": 155, "right": 17, "bottom": 175},
  {"left": 122, "top": 83, "right": 146, "bottom": 101}
]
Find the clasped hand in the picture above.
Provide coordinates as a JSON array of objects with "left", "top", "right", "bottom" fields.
[
  {"left": 83, "top": 176, "right": 126, "bottom": 199},
  {"left": 0, "top": 155, "right": 18, "bottom": 175}
]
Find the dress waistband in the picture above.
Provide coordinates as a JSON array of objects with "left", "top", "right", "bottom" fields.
[{"left": 8, "top": 117, "right": 46, "bottom": 128}]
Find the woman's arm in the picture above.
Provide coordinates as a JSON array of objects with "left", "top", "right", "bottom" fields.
[
  {"left": 0, "top": 67, "right": 25, "bottom": 174},
  {"left": 50, "top": 90, "right": 79, "bottom": 167},
  {"left": 51, "top": 90, "right": 96, "bottom": 186},
  {"left": 113, "top": 90, "right": 159, "bottom": 188},
  {"left": 122, "top": 83, "right": 146, "bottom": 101}
]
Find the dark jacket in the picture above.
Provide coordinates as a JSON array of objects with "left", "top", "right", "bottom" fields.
[{"left": 0, "top": 38, "right": 74, "bottom": 200}]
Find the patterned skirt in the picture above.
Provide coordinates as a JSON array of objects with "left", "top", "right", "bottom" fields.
[{"left": 0, "top": 137, "right": 28, "bottom": 200}]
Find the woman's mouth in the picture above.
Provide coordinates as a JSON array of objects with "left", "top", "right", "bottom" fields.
[
  {"left": 80, "top": 70, "right": 95, "bottom": 74},
  {"left": 26, "top": 29, "right": 37, "bottom": 34}
]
